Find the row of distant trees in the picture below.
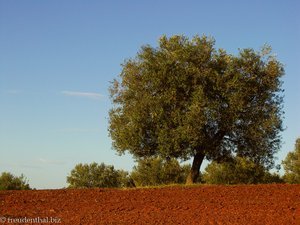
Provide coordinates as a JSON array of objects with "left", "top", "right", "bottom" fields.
[
  {"left": 1, "top": 138, "right": 298, "bottom": 190},
  {"left": 66, "top": 137, "right": 299, "bottom": 188},
  {"left": 66, "top": 156, "right": 283, "bottom": 188}
]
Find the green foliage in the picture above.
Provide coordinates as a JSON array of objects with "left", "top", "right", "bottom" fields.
[
  {"left": 0, "top": 172, "right": 31, "bottom": 190},
  {"left": 202, "top": 157, "right": 283, "bottom": 184},
  {"left": 130, "top": 157, "right": 190, "bottom": 186},
  {"left": 66, "top": 162, "right": 131, "bottom": 188},
  {"left": 109, "top": 34, "right": 284, "bottom": 179},
  {"left": 282, "top": 138, "right": 300, "bottom": 184},
  {"left": 262, "top": 171, "right": 283, "bottom": 184}
]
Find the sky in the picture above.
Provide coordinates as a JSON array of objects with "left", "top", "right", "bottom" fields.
[{"left": 0, "top": 0, "right": 299, "bottom": 189}]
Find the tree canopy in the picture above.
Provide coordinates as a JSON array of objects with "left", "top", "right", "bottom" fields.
[{"left": 109, "top": 35, "right": 284, "bottom": 183}]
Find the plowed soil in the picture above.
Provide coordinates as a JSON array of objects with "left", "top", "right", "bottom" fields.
[{"left": 0, "top": 184, "right": 299, "bottom": 225}]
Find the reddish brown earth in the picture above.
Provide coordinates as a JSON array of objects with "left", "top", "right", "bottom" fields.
[{"left": 0, "top": 184, "right": 299, "bottom": 225}]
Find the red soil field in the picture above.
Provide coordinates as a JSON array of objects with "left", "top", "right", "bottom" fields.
[{"left": 0, "top": 184, "right": 299, "bottom": 224}]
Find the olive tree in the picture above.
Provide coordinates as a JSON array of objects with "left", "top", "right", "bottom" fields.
[{"left": 109, "top": 35, "right": 284, "bottom": 184}]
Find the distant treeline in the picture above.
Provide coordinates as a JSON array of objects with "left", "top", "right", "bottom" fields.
[{"left": 1, "top": 138, "right": 299, "bottom": 190}]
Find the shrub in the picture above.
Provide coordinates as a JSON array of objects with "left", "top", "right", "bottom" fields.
[
  {"left": 262, "top": 171, "right": 284, "bottom": 184},
  {"left": 202, "top": 157, "right": 282, "bottom": 184},
  {"left": 130, "top": 157, "right": 191, "bottom": 186},
  {"left": 67, "top": 162, "right": 131, "bottom": 188},
  {"left": 282, "top": 138, "right": 300, "bottom": 184},
  {"left": 0, "top": 172, "right": 31, "bottom": 190}
]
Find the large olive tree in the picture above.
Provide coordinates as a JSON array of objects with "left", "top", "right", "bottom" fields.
[{"left": 109, "top": 35, "right": 284, "bottom": 184}]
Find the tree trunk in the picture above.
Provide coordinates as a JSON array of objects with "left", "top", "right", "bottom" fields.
[{"left": 186, "top": 152, "right": 205, "bottom": 185}]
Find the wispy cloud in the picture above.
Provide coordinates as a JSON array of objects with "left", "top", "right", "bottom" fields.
[
  {"left": 61, "top": 91, "right": 104, "bottom": 99},
  {"left": 1, "top": 162, "right": 43, "bottom": 169},
  {"left": 58, "top": 128, "right": 100, "bottom": 133},
  {"left": 1, "top": 158, "right": 67, "bottom": 169},
  {"left": 2, "top": 89, "right": 22, "bottom": 95},
  {"left": 38, "top": 158, "right": 66, "bottom": 166},
  {"left": 19, "top": 164, "right": 43, "bottom": 169}
]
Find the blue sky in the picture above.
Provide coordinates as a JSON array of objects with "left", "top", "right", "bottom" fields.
[{"left": 0, "top": 0, "right": 299, "bottom": 189}]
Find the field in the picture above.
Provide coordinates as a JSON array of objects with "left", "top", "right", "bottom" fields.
[{"left": 0, "top": 184, "right": 299, "bottom": 224}]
